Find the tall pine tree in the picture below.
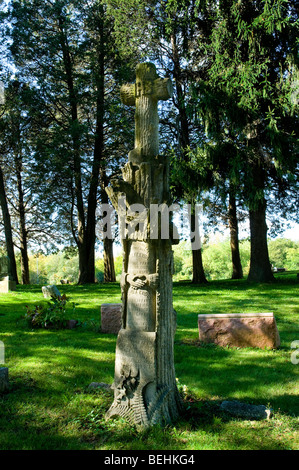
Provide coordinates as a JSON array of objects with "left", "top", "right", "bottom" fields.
[{"left": 6, "top": 0, "right": 136, "bottom": 283}]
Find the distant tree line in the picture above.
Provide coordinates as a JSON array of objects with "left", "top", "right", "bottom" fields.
[
  {"left": 0, "top": 0, "right": 298, "bottom": 285},
  {"left": 2, "top": 236, "right": 296, "bottom": 285}
]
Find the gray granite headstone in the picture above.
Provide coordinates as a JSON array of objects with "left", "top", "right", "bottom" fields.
[{"left": 42, "top": 285, "right": 61, "bottom": 299}]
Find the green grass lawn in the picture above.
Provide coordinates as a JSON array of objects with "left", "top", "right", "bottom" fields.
[{"left": 0, "top": 272, "right": 298, "bottom": 450}]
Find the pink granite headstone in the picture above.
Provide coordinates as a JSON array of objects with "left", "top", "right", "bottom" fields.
[{"left": 198, "top": 312, "right": 280, "bottom": 349}]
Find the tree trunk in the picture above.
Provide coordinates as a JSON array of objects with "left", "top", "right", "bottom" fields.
[
  {"left": 190, "top": 201, "right": 208, "bottom": 284},
  {"left": 78, "top": 242, "right": 95, "bottom": 284},
  {"left": 171, "top": 35, "right": 208, "bottom": 285},
  {"left": 248, "top": 198, "right": 274, "bottom": 282},
  {"left": 0, "top": 165, "right": 19, "bottom": 283},
  {"left": 59, "top": 17, "right": 87, "bottom": 284},
  {"left": 15, "top": 157, "right": 30, "bottom": 284},
  {"left": 228, "top": 190, "right": 243, "bottom": 279},
  {"left": 103, "top": 237, "right": 116, "bottom": 283},
  {"left": 192, "top": 245, "right": 208, "bottom": 284},
  {"left": 101, "top": 172, "right": 116, "bottom": 283},
  {"left": 247, "top": 162, "right": 274, "bottom": 282},
  {"left": 59, "top": 15, "right": 99, "bottom": 285},
  {"left": 60, "top": 10, "right": 108, "bottom": 285},
  {"left": 171, "top": 34, "right": 190, "bottom": 151}
]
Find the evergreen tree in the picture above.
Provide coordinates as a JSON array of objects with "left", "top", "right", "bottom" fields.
[
  {"left": 5, "top": 0, "right": 136, "bottom": 283},
  {"left": 0, "top": 164, "right": 19, "bottom": 283},
  {"left": 192, "top": 0, "right": 299, "bottom": 282},
  {"left": 0, "top": 79, "right": 65, "bottom": 283}
]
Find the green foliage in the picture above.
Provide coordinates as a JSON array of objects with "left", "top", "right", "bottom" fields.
[
  {"left": 95, "top": 254, "right": 122, "bottom": 283},
  {"left": 1, "top": 0, "right": 140, "bottom": 283},
  {"left": 192, "top": 0, "right": 299, "bottom": 216},
  {"left": 25, "top": 237, "right": 298, "bottom": 285},
  {"left": 172, "top": 238, "right": 248, "bottom": 281},
  {"left": 172, "top": 241, "right": 192, "bottom": 280},
  {"left": 24, "top": 303, "right": 45, "bottom": 328},
  {"left": 24, "top": 294, "right": 75, "bottom": 330},
  {"left": 173, "top": 237, "right": 298, "bottom": 281},
  {"left": 29, "top": 252, "right": 79, "bottom": 285},
  {"left": 26, "top": 250, "right": 125, "bottom": 285},
  {"left": 268, "top": 238, "right": 299, "bottom": 270}
]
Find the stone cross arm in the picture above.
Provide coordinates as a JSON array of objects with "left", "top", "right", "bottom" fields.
[
  {"left": 120, "top": 63, "right": 173, "bottom": 106},
  {"left": 120, "top": 77, "right": 173, "bottom": 106},
  {"left": 120, "top": 63, "right": 173, "bottom": 161}
]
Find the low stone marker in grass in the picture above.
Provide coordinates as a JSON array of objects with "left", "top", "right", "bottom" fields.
[
  {"left": 220, "top": 400, "right": 272, "bottom": 420},
  {"left": 101, "top": 303, "right": 122, "bottom": 335},
  {"left": 0, "top": 257, "right": 16, "bottom": 293},
  {"left": 42, "top": 285, "right": 61, "bottom": 299},
  {"left": 0, "top": 276, "right": 16, "bottom": 293},
  {"left": 198, "top": 312, "right": 280, "bottom": 349},
  {"left": 88, "top": 382, "right": 112, "bottom": 392}
]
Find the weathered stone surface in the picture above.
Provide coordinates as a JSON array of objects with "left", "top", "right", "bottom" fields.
[
  {"left": 101, "top": 303, "right": 122, "bottom": 334},
  {"left": 220, "top": 400, "right": 272, "bottom": 420},
  {"left": 0, "top": 367, "right": 9, "bottom": 393},
  {"left": 42, "top": 285, "right": 61, "bottom": 299},
  {"left": 88, "top": 382, "right": 112, "bottom": 391},
  {"left": 106, "top": 330, "right": 162, "bottom": 426},
  {"left": 0, "top": 276, "right": 16, "bottom": 293},
  {"left": 198, "top": 312, "right": 280, "bottom": 349},
  {"left": 105, "top": 63, "right": 181, "bottom": 427},
  {"left": 0, "top": 257, "right": 16, "bottom": 292}
]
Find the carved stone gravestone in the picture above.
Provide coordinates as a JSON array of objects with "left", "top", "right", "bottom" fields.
[
  {"left": 101, "top": 303, "right": 122, "bottom": 334},
  {"left": 42, "top": 285, "right": 61, "bottom": 299},
  {"left": 0, "top": 256, "right": 16, "bottom": 293},
  {"left": 105, "top": 63, "right": 182, "bottom": 427}
]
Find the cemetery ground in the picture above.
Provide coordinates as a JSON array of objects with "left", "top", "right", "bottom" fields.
[{"left": 0, "top": 272, "right": 298, "bottom": 451}]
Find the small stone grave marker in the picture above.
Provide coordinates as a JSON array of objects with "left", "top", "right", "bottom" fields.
[
  {"left": 42, "top": 285, "right": 61, "bottom": 299},
  {"left": 198, "top": 312, "right": 280, "bottom": 349},
  {"left": 101, "top": 303, "right": 122, "bottom": 334},
  {"left": 0, "top": 257, "right": 16, "bottom": 293},
  {"left": 220, "top": 400, "right": 272, "bottom": 420}
]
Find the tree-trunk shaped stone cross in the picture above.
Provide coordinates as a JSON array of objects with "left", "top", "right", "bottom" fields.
[
  {"left": 120, "top": 62, "right": 173, "bottom": 163},
  {"left": 105, "top": 63, "right": 182, "bottom": 428}
]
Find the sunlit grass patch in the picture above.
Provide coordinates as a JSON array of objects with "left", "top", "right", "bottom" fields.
[{"left": 0, "top": 276, "right": 298, "bottom": 450}]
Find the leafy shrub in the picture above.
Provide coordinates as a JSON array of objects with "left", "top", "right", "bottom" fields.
[
  {"left": 25, "top": 295, "right": 76, "bottom": 330},
  {"left": 24, "top": 304, "right": 45, "bottom": 328}
]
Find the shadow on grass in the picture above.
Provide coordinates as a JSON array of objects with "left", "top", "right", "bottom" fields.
[{"left": 174, "top": 340, "right": 298, "bottom": 417}]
